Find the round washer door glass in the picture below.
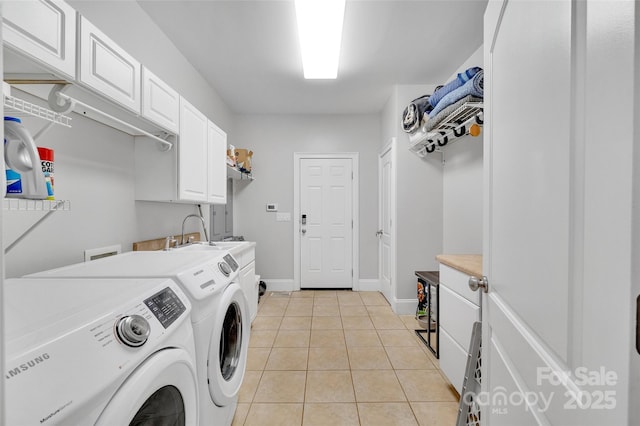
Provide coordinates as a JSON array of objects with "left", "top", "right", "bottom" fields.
[
  {"left": 129, "top": 385, "right": 184, "bottom": 426},
  {"left": 220, "top": 301, "right": 242, "bottom": 380},
  {"left": 95, "top": 349, "right": 198, "bottom": 426}
]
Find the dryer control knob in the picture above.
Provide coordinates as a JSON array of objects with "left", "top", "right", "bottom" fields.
[
  {"left": 218, "top": 261, "right": 232, "bottom": 277},
  {"left": 116, "top": 315, "right": 150, "bottom": 347}
]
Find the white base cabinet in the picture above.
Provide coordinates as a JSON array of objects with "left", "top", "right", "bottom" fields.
[
  {"left": 438, "top": 263, "right": 480, "bottom": 393},
  {"left": 229, "top": 243, "right": 257, "bottom": 323}
]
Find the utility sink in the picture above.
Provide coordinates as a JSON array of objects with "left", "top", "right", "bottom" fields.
[{"left": 173, "top": 241, "right": 251, "bottom": 256}]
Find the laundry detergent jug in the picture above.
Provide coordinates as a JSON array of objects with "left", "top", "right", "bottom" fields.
[{"left": 4, "top": 117, "right": 48, "bottom": 199}]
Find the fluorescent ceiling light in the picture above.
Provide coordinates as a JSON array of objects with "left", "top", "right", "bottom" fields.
[{"left": 295, "top": 0, "right": 346, "bottom": 79}]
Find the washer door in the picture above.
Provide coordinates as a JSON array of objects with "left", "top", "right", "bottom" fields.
[
  {"left": 208, "top": 282, "right": 249, "bottom": 406},
  {"left": 96, "top": 348, "right": 198, "bottom": 425}
]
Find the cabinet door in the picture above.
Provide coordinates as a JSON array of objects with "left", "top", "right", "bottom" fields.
[
  {"left": 141, "top": 67, "right": 179, "bottom": 134},
  {"left": 240, "top": 260, "right": 257, "bottom": 322},
  {"left": 3, "top": 0, "right": 76, "bottom": 79},
  {"left": 178, "top": 97, "right": 207, "bottom": 202},
  {"left": 207, "top": 120, "right": 227, "bottom": 204},
  {"left": 78, "top": 16, "right": 140, "bottom": 113}
]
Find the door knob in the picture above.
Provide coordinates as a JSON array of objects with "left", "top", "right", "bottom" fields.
[
  {"left": 375, "top": 230, "right": 383, "bottom": 237},
  {"left": 301, "top": 229, "right": 306, "bottom": 235},
  {"left": 468, "top": 276, "right": 489, "bottom": 293}
]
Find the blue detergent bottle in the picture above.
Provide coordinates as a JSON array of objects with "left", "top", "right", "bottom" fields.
[{"left": 4, "top": 117, "right": 48, "bottom": 199}]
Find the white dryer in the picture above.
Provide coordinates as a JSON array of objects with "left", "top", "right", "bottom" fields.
[
  {"left": 5, "top": 277, "right": 198, "bottom": 425},
  {"left": 28, "top": 250, "right": 249, "bottom": 426}
]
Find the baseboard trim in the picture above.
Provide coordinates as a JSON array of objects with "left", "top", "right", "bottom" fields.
[
  {"left": 393, "top": 298, "right": 418, "bottom": 315},
  {"left": 262, "top": 279, "right": 296, "bottom": 293},
  {"left": 357, "top": 278, "right": 380, "bottom": 292},
  {"left": 261, "top": 278, "right": 381, "bottom": 293}
]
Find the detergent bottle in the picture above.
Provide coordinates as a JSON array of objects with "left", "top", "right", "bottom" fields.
[{"left": 4, "top": 117, "right": 48, "bottom": 199}]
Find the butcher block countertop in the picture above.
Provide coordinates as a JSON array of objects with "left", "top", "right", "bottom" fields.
[{"left": 436, "top": 254, "right": 483, "bottom": 277}]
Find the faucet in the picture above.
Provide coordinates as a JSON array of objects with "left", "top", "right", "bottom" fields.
[
  {"left": 164, "top": 236, "right": 178, "bottom": 251},
  {"left": 181, "top": 214, "right": 209, "bottom": 245}
]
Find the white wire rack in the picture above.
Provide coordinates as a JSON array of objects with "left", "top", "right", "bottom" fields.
[
  {"left": 4, "top": 94, "right": 72, "bottom": 127},
  {"left": 3, "top": 199, "right": 70, "bottom": 211},
  {"left": 408, "top": 102, "right": 483, "bottom": 158}
]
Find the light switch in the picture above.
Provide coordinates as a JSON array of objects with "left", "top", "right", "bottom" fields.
[{"left": 266, "top": 203, "right": 278, "bottom": 212}]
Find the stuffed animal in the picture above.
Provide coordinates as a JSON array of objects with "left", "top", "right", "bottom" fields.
[{"left": 234, "top": 149, "right": 253, "bottom": 173}]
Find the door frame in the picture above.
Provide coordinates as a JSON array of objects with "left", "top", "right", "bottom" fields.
[
  {"left": 378, "top": 139, "right": 396, "bottom": 305},
  {"left": 293, "top": 152, "right": 359, "bottom": 291}
]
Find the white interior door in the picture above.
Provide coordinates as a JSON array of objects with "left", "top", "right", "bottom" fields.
[
  {"left": 479, "top": 1, "right": 634, "bottom": 425},
  {"left": 299, "top": 157, "right": 353, "bottom": 289},
  {"left": 378, "top": 140, "right": 395, "bottom": 303}
]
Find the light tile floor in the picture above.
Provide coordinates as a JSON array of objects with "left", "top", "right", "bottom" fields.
[{"left": 233, "top": 290, "right": 460, "bottom": 426}]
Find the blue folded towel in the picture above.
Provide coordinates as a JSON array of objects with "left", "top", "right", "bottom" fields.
[
  {"left": 429, "top": 70, "right": 484, "bottom": 118},
  {"left": 429, "top": 66, "right": 482, "bottom": 108}
]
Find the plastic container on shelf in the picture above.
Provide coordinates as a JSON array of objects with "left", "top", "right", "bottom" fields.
[{"left": 4, "top": 116, "right": 48, "bottom": 199}]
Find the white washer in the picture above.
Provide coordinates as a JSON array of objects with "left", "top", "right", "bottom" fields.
[
  {"left": 5, "top": 277, "right": 198, "bottom": 425},
  {"left": 28, "top": 250, "right": 249, "bottom": 426}
]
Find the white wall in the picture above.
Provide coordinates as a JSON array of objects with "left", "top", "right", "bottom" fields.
[
  {"left": 379, "top": 45, "right": 484, "bottom": 307},
  {"left": 442, "top": 46, "right": 484, "bottom": 253},
  {"left": 3, "top": 0, "right": 234, "bottom": 277},
  {"left": 442, "top": 139, "right": 483, "bottom": 253},
  {"left": 382, "top": 84, "right": 444, "bottom": 302},
  {"left": 232, "top": 114, "right": 380, "bottom": 281}
]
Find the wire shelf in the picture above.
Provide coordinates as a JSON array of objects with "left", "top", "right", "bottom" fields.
[
  {"left": 3, "top": 199, "right": 70, "bottom": 211},
  {"left": 409, "top": 102, "right": 483, "bottom": 158},
  {"left": 4, "top": 94, "right": 72, "bottom": 127}
]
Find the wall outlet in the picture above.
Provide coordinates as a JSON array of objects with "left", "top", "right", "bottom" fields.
[{"left": 276, "top": 212, "right": 291, "bottom": 222}]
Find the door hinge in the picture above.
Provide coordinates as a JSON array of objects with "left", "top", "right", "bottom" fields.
[{"left": 351, "top": 269, "right": 353, "bottom": 277}]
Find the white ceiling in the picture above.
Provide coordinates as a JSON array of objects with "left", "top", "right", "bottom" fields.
[{"left": 138, "top": 0, "right": 487, "bottom": 115}]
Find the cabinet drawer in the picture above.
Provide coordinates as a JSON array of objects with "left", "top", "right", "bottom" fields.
[
  {"left": 440, "top": 284, "right": 480, "bottom": 350},
  {"left": 439, "top": 264, "right": 479, "bottom": 305},
  {"left": 3, "top": 0, "right": 76, "bottom": 79},
  {"left": 439, "top": 327, "right": 468, "bottom": 394},
  {"left": 79, "top": 16, "right": 141, "bottom": 113}
]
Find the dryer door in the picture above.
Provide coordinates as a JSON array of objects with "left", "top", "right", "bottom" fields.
[
  {"left": 208, "top": 282, "right": 250, "bottom": 406},
  {"left": 96, "top": 348, "right": 198, "bottom": 425}
]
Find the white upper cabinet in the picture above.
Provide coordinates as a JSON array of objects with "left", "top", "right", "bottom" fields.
[
  {"left": 141, "top": 67, "right": 179, "bottom": 134},
  {"left": 207, "top": 120, "right": 227, "bottom": 204},
  {"left": 2, "top": 0, "right": 76, "bottom": 79},
  {"left": 178, "top": 96, "right": 208, "bottom": 202},
  {"left": 135, "top": 97, "right": 227, "bottom": 204},
  {"left": 78, "top": 16, "right": 141, "bottom": 113}
]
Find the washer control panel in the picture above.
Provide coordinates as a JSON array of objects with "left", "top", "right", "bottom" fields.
[
  {"left": 143, "top": 287, "right": 187, "bottom": 329},
  {"left": 223, "top": 253, "right": 239, "bottom": 272}
]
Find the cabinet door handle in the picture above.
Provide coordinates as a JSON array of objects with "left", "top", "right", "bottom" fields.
[{"left": 468, "top": 276, "right": 489, "bottom": 293}]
